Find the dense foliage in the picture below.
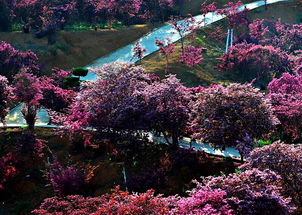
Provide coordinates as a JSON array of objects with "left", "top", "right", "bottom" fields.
[
  {"left": 190, "top": 83, "right": 277, "bottom": 151},
  {"left": 66, "top": 63, "right": 190, "bottom": 145},
  {"left": 218, "top": 42, "right": 292, "bottom": 88},
  {"left": 241, "top": 142, "right": 302, "bottom": 206},
  {"left": 0, "top": 41, "right": 39, "bottom": 81},
  {"left": 0, "top": 75, "right": 12, "bottom": 125},
  {"left": 268, "top": 72, "right": 302, "bottom": 141},
  {"left": 33, "top": 168, "right": 295, "bottom": 215},
  {"left": 203, "top": 168, "right": 294, "bottom": 215},
  {"left": 248, "top": 19, "right": 302, "bottom": 54},
  {"left": 47, "top": 160, "right": 86, "bottom": 196}
]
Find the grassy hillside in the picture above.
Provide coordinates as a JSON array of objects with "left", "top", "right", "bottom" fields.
[
  {"left": 140, "top": 1, "right": 302, "bottom": 87},
  {"left": 0, "top": 25, "right": 152, "bottom": 74}
]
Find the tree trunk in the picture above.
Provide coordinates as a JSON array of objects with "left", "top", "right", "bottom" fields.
[
  {"left": 171, "top": 131, "right": 179, "bottom": 148},
  {"left": 165, "top": 56, "right": 169, "bottom": 74}
]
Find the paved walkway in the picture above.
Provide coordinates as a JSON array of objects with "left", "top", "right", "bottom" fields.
[{"left": 3, "top": 0, "right": 287, "bottom": 158}]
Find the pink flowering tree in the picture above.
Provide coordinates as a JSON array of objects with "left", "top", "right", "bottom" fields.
[
  {"left": 0, "top": 76, "right": 12, "bottom": 125},
  {"left": 180, "top": 45, "right": 204, "bottom": 67},
  {"left": 169, "top": 15, "right": 196, "bottom": 56},
  {"left": 200, "top": 2, "right": 217, "bottom": 25},
  {"left": 240, "top": 142, "right": 302, "bottom": 207},
  {"left": 190, "top": 83, "right": 278, "bottom": 152},
  {"left": 155, "top": 38, "right": 175, "bottom": 73},
  {"left": 39, "top": 76, "right": 75, "bottom": 113},
  {"left": 95, "top": 0, "right": 142, "bottom": 25},
  {"left": 0, "top": 41, "right": 39, "bottom": 81},
  {"left": 10, "top": 0, "right": 40, "bottom": 32},
  {"left": 248, "top": 19, "right": 302, "bottom": 54},
  {"left": 268, "top": 72, "right": 302, "bottom": 141},
  {"left": 218, "top": 42, "right": 292, "bottom": 88},
  {"left": 33, "top": 0, "right": 77, "bottom": 44},
  {"left": 140, "top": 0, "right": 175, "bottom": 23},
  {"left": 217, "top": 1, "right": 249, "bottom": 52},
  {"left": 13, "top": 70, "right": 43, "bottom": 129},
  {"left": 131, "top": 41, "right": 147, "bottom": 61}
]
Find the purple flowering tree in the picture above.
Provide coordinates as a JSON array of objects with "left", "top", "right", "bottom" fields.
[
  {"left": 190, "top": 83, "right": 278, "bottom": 150},
  {"left": 240, "top": 142, "right": 302, "bottom": 206},
  {"left": 66, "top": 63, "right": 157, "bottom": 132},
  {"left": 137, "top": 74, "right": 191, "bottom": 146}
]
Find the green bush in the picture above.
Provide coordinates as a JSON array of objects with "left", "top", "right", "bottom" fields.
[
  {"left": 72, "top": 67, "right": 89, "bottom": 77},
  {"left": 63, "top": 76, "right": 80, "bottom": 88}
]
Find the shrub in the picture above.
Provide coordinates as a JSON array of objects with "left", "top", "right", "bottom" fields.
[
  {"left": 47, "top": 160, "right": 86, "bottom": 196},
  {"left": 33, "top": 187, "right": 170, "bottom": 215},
  {"left": 32, "top": 195, "right": 104, "bottom": 215},
  {"left": 72, "top": 67, "right": 89, "bottom": 77},
  {"left": 0, "top": 153, "right": 17, "bottom": 190},
  {"left": 203, "top": 169, "right": 294, "bottom": 215},
  {"left": 15, "top": 132, "right": 44, "bottom": 158},
  {"left": 172, "top": 186, "right": 233, "bottom": 215},
  {"left": 240, "top": 142, "right": 302, "bottom": 206},
  {"left": 63, "top": 76, "right": 80, "bottom": 89}
]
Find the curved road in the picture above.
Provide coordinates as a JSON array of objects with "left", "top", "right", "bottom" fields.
[{"left": 3, "top": 0, "right": 287, "bottom": 158}]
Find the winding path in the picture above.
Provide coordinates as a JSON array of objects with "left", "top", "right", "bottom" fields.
[{"left": 3, "top": 0, "right": 287, "bottom": 158}]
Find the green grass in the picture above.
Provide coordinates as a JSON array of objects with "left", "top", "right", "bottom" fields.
[{"left": 64, "top": 21, "right": 126, "bottom": 31}]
